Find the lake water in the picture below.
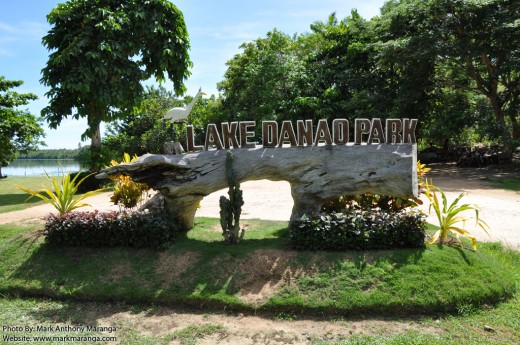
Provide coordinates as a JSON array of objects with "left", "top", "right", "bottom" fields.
[{"left": 2, "top": 159, "right": 83, "bottom": 177}]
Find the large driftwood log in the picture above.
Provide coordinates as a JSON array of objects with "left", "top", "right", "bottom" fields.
[{"left": 98, "top": 145, "right": 417, "bottom": 230}]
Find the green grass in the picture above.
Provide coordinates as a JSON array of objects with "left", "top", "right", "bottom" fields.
[
  {"left": 0, "top": 219, "right": 519, "bottom": 344},
  {"left": 485, "top": 176, "right": 520, "bottom": 193},
  {"left": 0, "top": 220, "right": 516, "bottom": 316},
  {"left": 0, "top": 176, "right": 52, "bottom": 213}
]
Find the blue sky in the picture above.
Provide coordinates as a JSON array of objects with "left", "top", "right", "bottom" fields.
[{"left": 1, "top": 0, "right": 385, "bottom": 149}]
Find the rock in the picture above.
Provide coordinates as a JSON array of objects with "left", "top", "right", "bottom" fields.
[{"left": 98, "top": 144, "right": 417, "bottom": 230}]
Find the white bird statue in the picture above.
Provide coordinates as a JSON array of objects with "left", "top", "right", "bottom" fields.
[{"left": 163, "top": 88, "right": 206, "bottom": 123}]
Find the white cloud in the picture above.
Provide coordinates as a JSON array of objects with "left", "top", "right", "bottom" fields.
[
  {"left": 0, "top": 20, "right": 48, "bottom": 46},
  {"left": 192, "top": 22, "right": 264, "bottom": 42},
  {"left": 0, "top": 21, "right": 17, "bottom": 33}
]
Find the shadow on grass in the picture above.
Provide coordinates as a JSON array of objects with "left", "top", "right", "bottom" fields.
[
  {"left": 4, "top": 223, "right": 435, "bottom": 319},
  {"left": 8, "top": 218, "right": 514, "bottom": 318},
  {"left": 0, "top": 193, "right": 42, "bottom": 208},
  {"left": 18, "top": 297, "right": 432, "bottom": 332}
]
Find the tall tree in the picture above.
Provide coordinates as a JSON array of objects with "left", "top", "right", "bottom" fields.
[
  {"left": 41, "top": 0, "right": 192, "bottom": 169},
  {"left": 0, "top": 77, "right": 45, "bottom": 178},
  {"left": 103, "top": 86, "right": 216, "bottom": 157},
  {"left": 381, "top": 0, "right": 520, "bottom": 141},
  {"left": 217, "top": 29, "right": 299, "bottom": 135}
]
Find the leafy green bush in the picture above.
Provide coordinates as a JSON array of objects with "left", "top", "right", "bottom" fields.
[
  {"left": 44, "top": 210, "right": 178, "bottom": 249},
  {"left": 69, "top": 171, "right": 109, "bottom": 193},
  {"left": 290, "top": 210, "right": 426, "bottom": 251}
]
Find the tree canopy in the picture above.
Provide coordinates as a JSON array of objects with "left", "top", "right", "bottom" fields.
[
  {"left": 102, "top": 85, "right": 217, "bottom": 160},
  {"left": 40, "top": 0, "right": 192, "bottom": 168},
  {"left": 107, "top": 0, "right": 519, "bottom": 152},
  {"left": 215, "top": 0, "right": 519, "bottom": 148},
  {"left": 0, "top": 76, "right": 45, "bottom": 177}
]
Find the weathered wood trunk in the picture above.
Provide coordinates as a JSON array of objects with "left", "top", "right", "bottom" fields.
[{"left": 98, "top": 144, "right": 417, "bottom": 230}]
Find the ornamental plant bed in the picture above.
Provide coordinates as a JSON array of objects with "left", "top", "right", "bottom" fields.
[
  {"left": 43, "top": 210, "right": 178, "bottom": 249},
  {"left": 0, "top": 219, "right": 516, "bottom": 318}
]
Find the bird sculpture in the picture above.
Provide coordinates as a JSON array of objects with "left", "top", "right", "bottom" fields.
[{"left": 163, "top": 88, "right": 206, "bottom": 123}]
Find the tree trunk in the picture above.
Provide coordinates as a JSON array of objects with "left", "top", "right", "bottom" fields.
[
  {"left": 89, "top": 121, "right": 103, "bottom": 172},
  {"left": 509, "top": 112, "right": 519, "bottom": 140},
  {"left": 489, "top": 96, "right": 512, "bottom": 145},
  {"left": 0, "top": 166, "right": 4, "bottom": 178},
  {"left": 98, "top": 145, "right": 418, "bottom": 231},
  {"left": 91, "top": 125, "right": 102, "bottom": 148}
]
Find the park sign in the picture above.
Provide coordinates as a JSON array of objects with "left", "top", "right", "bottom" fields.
[
  {"left": 185, "top": 118, "right": 417, "bottom": 152},
  {"left": 99, "top": 118, "right": 418, "bottom": 230}
]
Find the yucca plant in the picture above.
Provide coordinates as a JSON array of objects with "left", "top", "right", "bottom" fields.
[
  {"left": 18, "top": 171, "right": 107, "bottom": 215},
  {"left": 424, "top": 179, "right": 490, "bottom": 251}
]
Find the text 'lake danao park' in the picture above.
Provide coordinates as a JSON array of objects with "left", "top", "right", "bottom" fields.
[{"left": 185, "top": 118, "right": 418, "bottom": 152}]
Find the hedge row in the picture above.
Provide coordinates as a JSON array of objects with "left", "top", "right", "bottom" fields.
[
  {"left": 44, "top": 210, "right": 178, "bottom": 249},
  {"left": 69, "top": 171, "right": 109, "bottom": 193},
  {"left": 290, "top": 209, "right": 426, "bottom": 251}
]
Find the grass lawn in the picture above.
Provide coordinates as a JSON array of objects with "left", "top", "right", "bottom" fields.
[
  {"left": 0, "top": 176, "right": 51, "bottom": 213},
  {"left": 486, "top": 176, "right": 520, "bottom": 193},
  {"left": 0, "top": 218, "right": 519, "bottom": 343}
]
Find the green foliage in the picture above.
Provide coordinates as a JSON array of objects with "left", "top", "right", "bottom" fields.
[
  {"left": 17, "top": 148, "right": 80, "bottom": 160},
  {"left": 17, "top": 171, "right": 107, "bottom": 215},
  {"left": 0, "top": 76, "right": 44, "bottom": 177},
  {"left": 218, "top": 29, "right": 299, "bottom": 136},
  {"left": 75, "top": 144, "right": 113, "bottom": 172},
  {"left": 216, "top": 1, "right": 520, "bottom": 145},
  {"left": 103, "top": 86, "right": 218, "bottom": 156},
  {"left": 69, "top": 171, "right": 109, "bottom": 193},
  {"left": 219, "top": 150, "right": 245, "bottom": 244},
  {"left": 290, "top": 210, "right": 426, "bottom": 251},
  {"left": 425, "top": 179, "right": 490, "bottom": 251},
  {"left": 43, "top": 210, "right": 177, "bottom": 249},
  {"left": 381, "top": 0, "right": 520, "bottom": 142},
  {"left": 40, "top": 0, "right": 192, "bottom": 163}
]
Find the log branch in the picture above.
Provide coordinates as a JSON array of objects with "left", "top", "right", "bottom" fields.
[{"left": 98, "top": 144, "right": 418, "bottom": 230}]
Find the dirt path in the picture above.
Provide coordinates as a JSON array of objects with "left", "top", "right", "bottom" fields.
[
  {"left": 0, "top": 192, "right": 121, "bottom": 225},
  {"left": 418, "top": 162, "right": 520, "bottom": 250},
  {"left": 1, "top": 162, "right": 519, "bottom": 249}
]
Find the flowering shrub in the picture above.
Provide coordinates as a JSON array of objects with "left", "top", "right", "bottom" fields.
[
  {"left": 44, "top": 210, "right": 178, "bottom": 249},
  {"left": 290, "top": 209, "right": 426, "bottom": 251}
]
